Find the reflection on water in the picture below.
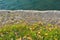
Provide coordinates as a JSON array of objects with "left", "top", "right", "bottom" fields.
[{"left": 0, "top": 0, "right": 60, "bottom": 10}]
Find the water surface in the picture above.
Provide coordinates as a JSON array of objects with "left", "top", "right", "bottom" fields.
[{"left": 0, "top": 0, "right": 60, "bottom": 10}]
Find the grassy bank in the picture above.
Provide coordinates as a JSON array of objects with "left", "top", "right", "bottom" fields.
[{"left": 0, "top": 21, "right": 60, "bottom": 40}]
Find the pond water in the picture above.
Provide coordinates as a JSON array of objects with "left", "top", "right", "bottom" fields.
[{"left": 0, "top": 0, "right": 60, "bottom": 10}]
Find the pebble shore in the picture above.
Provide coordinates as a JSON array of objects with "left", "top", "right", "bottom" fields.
[{"left": 0, "top": 10, "right": 60, "bottom": 26}]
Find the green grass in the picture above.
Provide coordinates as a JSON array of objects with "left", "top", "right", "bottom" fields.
[{"left": 0, "top": 21, "right": 60, "bottom": 40}]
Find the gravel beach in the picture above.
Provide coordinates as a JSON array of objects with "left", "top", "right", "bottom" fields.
[{"left": 0, "top": 10, "right": 60, "bottom": 26}]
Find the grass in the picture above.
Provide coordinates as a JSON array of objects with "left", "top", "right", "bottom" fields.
[{"left": 0, "top": 21, "right": 60, "bottom": 40}]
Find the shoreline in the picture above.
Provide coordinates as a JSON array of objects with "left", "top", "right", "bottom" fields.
[{"left": 0, "top": 10, "right": 60, "bottom": 26}]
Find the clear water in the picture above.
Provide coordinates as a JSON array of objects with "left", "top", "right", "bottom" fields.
[{"left": 0, "top": 0, "right": 60, "bottom": 10}]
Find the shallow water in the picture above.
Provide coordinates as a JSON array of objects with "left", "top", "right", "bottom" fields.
[{"left": 0, "top": 0, "right": 60, "bottom": 10}]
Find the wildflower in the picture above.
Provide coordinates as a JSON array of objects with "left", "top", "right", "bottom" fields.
[
  {"left": 23, "top": 36, "right": 27, "bottom": 38},
  {"left": 47, "top": 24, "right": 52, "bottom": 27},
  {"left": 48, "top": 28, "right": 52, "bottom": 31},
  {"left": 1, "top": 34, "right": 4, "bottom": 37},
  {"left": 45, "top": 33, "right": 48, "bottom": 36},
  {"left": 30, "top": 28, "right": 32, "bottom": 30},
  {"left": 26, "top": 34, "right": 32, "bottom": 40},
  {"left": 46, "top": 26, "right": 48, "bottom": 29},
  {"left": 30, "top": 27, "right": 35, "bottom": 30},
  {"left": 54, "top": 38, "right": 58, "bottom": 40},
  {"left": 54, "top": 26, "right": 58, "bottom": 29},
  {"left": 27, "top": 37, "right": 32, "bottom": 40},
  {"left": 37, "top": 31, "right": 41, "bottom": 34},
  {"left": 32, "top": 27, "right": 35, "bottom": 30},
  {"left": 16, "top": 37, "right": 22, "bottom": 40},
  {"left": 38, "top": 35, "right": 42, "bottom": 38},
  {"left": 30, "top": 28, "right": 33, "bottom": 31},
  {"left": 23, "top": 35, "right": 32, "bottom": 40},
  {"left": 37, "top": 35, "right": 43, "bottom": 39},
  {"left": 40, "top": 29, "right": 42, "bottom": 31}
]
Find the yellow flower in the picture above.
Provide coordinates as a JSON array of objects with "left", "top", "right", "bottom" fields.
[
  {"left": 46, "top": 27, "right": 48, "bottom": 29},
  {"left": 17, "top": 37, "right": 22, "bottom": 40},
  {"left": 47, "top": 24, "right": 52, "bottom": 27},
  {"left": 30, "top": 28, "right": 32, "bottom": 30},
  {"left": 45, "top": 33, "right": 48, "bottom": 36},
  {"left": 23, "top": 36, "right": 27, "bottom": 38},
  {"left": 55, "top": 26, "right": 58, "bottom": 29},
  {"left": 54, "top": 38, "right": 58, "bottom": 40},
  {"left": 27, "top": 37, "right": 32, "bottom": 40},
  {"left": 38, "top": 35, "right": 42, "bottom": 38},
  {"left": 37, "top": 31, "right": 41, "bottom": 34},
  {"left": 48, "top": 28, "right": 52, "bottom": 31}
]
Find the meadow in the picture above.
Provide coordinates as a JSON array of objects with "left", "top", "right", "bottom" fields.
[{"left": 0, "top": 20, "right": 60, "bottom": 40}]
